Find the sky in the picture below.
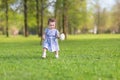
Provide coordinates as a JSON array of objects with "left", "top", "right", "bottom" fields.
[
  {"left": 86, "top": 0, "right": 116, "bottom": 11},
  {"left": 100, "top": 0, "right": 115, "bottom": 10},
  {"left": 48, "top": 0, "right": 116, "bottom": 13}
]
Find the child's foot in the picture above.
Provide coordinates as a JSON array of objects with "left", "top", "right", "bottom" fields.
[
  {"left": 42, "top": 53, "right": 46, "bottom": 58},
  {"left": 55, "top": 54, "right": 59, "bottom": 58}
]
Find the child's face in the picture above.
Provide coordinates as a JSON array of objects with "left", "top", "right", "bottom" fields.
[{"left": 49, "top": 22, "right": 56, "bottom": 29}]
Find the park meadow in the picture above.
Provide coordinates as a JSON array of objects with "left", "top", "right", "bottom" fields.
[
  {"left": 0, "top": 34, "right": 120, "bottom": 80},
  {"left": 1, "top": 0, "right": 120, "bottom": 80}
]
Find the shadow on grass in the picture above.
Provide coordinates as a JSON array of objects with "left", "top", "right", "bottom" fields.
[
  {"left": 0, "top": 55, "right": 42, "bottom": 60},
  {"left": 0, "top": 54, "right": 58, "bottom": 60}
]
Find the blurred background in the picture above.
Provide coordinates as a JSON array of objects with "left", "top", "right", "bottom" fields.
[{"left": 0, "top": 0, "right": 120, "bottom": 38}]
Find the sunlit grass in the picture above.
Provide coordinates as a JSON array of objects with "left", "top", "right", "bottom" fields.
[
  {"left": 68, "top": 34, "right": 120, "bottom": 40},
  {"left": 0, "top": 34, "right": 120, "bottom": 80}
]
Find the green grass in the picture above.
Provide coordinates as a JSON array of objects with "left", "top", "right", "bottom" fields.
[{"left": 0, "top": 34, "right": 120, "bottom": 80}]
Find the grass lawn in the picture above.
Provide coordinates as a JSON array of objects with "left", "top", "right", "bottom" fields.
[{"left": 0, "top": 34, "right": 120, "bottom": 80}]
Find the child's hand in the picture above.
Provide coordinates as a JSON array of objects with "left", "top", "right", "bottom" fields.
[
  {"left": 56, "top": 30, "right": 60, "bottom": 39},
  {"left": 42, "top": 34, "right": 45, "bottom": 40},
  {"left": 56, "top": 34, "right": 59, "bottom": 39}
]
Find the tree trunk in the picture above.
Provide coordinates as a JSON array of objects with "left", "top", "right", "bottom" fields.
[
  {"left": 97, "top": 8, "right": 100, "bottom": 34},
  {"left": 24, "top": 0, "right": 28, "bottom": 37},
  {"left": 58, "top": 13, "right": 62, "bottom": 32},
  {"left": 40, "top": 0, "right": 44, "bottom": 44},
  {"left": 36, "top": 0, "right": 40, "bottom": 37},
  {"left": 5, "top": 0, "right": 9, "bottom": 37},
  {"left": 62, "top": 0, "right": 68, "bottom": 39}
]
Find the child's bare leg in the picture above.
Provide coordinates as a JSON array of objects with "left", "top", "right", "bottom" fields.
[
  {"left": 42, "top": 48, "right": 47, "bottom": 58},
  {"left": 55, "top": 51, "right": 59, "bottom": 58}
]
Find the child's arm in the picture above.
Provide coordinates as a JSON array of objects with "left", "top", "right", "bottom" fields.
[
  {"left": 42, "top": 33, "right": 45, "bottom": 40},
  {"left": 42, "top": 28, "right": 47, "bottom": 40},
  {"left": 56, "top": 30, "right": 60, "bottom": 39}
]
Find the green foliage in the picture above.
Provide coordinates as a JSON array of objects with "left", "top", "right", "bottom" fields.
[
  {"left": 68, "top": 0, "right": 88, "bottom": 28},
  {"left": 0, "top": 0, "right": 120, "bottom": 34},
  {"left": 55, "top": 0, "right": 90, "bottom": 29},
  {"left": 0, "top": 34, "right": 120, "bottom": 80}
]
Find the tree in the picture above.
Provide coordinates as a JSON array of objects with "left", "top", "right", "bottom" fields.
[
  {"left": 36, "top": 0, "right": 40, "bottom": 36},
  {"left": 99, "top": 8, "right": 108, "bottom": 33},
  {"left": 0, "top": 0, "right": 5, "bottom": 35},
  {"left": 54, "top": 0, "right": 63, "bottom": 32},
  {"left": 55, "top": 0, "right": 88, "bottom": 34},
  {"left": 69, "top": 0, "right": 88, "bottom": 34},
  {"left": 112, "top": 0, "right": 120, "bottom": 33},
  {"left": 90, "top": 0, "right": 111, "bottom": 33},
  {"left": 23, "top": 0, "right": 28, "bottom": 37},
  {"left": 5, "top": 0, "right": 9, "bottom": 37},
  {"left": 62, "top": 0, "right": 68, "bottom": 39},
  {"left": 40, "top": 0, "right": 43, "bottom": 37},
  {"left": 54, "top": 0, "right": 69, "bottom": 38},
  {"left": 92, "top": 0, "right": 101, "bottom": 34}
]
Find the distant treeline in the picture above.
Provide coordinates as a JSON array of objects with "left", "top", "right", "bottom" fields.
[{"left": 0, "top": 0, "right": 120, "bottom": 38}]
